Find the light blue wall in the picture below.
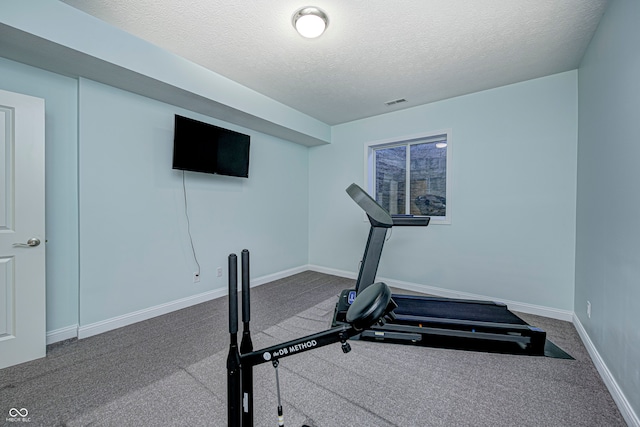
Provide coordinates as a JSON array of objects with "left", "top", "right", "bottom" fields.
[
  {"left": 576, "top": 0, "right": 640, "bottom": 416},
  {"left": 0, "top": 46, "right": 581, "bottom": 337},
  {"left": 310, "top": 71, "right": 578, "bottom": 310},
  {"left": 78, "top": 78, "right": 309, "bottom": 325},
  {"left": 0, "top": 55, "right": 310, "bottom": 332},
  {"left": 0, "top": 57, "right": 79, "bottom": 332}
]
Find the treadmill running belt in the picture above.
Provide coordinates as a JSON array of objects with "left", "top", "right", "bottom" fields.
[{"left": 392, "top": 295, "right": 527, "bottom": 325}]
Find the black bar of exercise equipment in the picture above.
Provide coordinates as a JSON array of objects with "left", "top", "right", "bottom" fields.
[
  {"left": 240, "top": 325, "right": 354, "bottom": 367},
  {"left": 228, "top": 249, "right": 396, "bottom": 426},
  {"left": 227, "top": 254, "right": 241, "bottom": 426},
  {"left": 346, "top": 183, "right": 394, "bottom": 294},
  {"left": 240, "top": 249, "right": 253, "bottom": 427},
  {"left": 354, "top": 226, "right": 389, "bottom": 293}
]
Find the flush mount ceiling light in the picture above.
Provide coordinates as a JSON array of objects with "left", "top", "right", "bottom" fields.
[{"left": 292, "top": 7, "right": 329, "bottom": 39}]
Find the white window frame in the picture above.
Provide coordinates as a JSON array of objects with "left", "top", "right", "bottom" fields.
[{"left": 364, "top": 129, "right": 452, "bottom": 225}]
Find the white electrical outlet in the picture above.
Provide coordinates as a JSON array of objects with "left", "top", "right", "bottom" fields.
[
  {"left": 587, "top": 300, "right": 591, "bottom": 318},
  {"left": 217, "top": 267, "right": 223, "bottom": 277},
  {"left": 193, "top": 272, "right": 201, "bottom": 283}
]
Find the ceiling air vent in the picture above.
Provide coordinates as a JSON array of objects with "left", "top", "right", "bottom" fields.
[{"left": 384, "top": 98, "right": 407, "bottom": 106}]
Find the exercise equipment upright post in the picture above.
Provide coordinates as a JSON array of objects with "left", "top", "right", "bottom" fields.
[
  {"left": 240, "top": 249, "right": 253, "bottom": 426},
  {"left": 227, "top": 254, "right": 241, "bottom": 425},
  {"left": 227, "top": 250, "right": 397, "bottom": 427}
]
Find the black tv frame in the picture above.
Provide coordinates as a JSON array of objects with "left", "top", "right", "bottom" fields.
[{"left": 172, "top": 114, "right": 250, "bottom": 178}]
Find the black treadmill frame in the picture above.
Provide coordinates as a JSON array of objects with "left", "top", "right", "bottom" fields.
[{"left": 334, "top": 183, "right": 547, "bottom": 356}]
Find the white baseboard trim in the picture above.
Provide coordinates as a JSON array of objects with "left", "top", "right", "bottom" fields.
[
  {"left": 309, "top": 264, "right": 357, "bottom": 280},
  {"left": 308, "top": 264, "right": 573, "bottom": 321},
  {"left": 78, "top": 288, "right": 227, "bottom": 339},
  {"left": 77, "top": 265, "right": 309, "bottom": 340},
  {"left": 249, "top": 265, "right": 309, "bottom": 287},
  {"left": 573, "top": 315, "right": 640, "bottom": 427},
  {"left": 59, "top": 264, "right": 574, "bottom": 342},
  {"left": 46, "top": 324, "right": 79, "bottom": 345}
]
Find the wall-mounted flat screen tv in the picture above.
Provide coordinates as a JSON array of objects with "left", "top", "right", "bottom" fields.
[{"left": 172, "top": 115, "right": 250, "bottom": 178}]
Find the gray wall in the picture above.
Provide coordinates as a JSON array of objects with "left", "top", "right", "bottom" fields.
[
  {"left": 309, "top": 71, "right": 578, "bottom": 313},
  {"left": 576, "top": 0, "right": 640, "bottom": 416}
]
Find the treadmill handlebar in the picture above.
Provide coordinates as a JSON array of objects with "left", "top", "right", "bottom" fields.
[
  {"left": 347, "top": 184, "right": 430, "bottom": 228},
  {"left": 346, "top": 184, "right": 393, "bottom": 227}
]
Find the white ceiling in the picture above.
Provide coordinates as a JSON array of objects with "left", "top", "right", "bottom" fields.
[{"left": 60, "top": 0, "right": 608, "bottom": 126}]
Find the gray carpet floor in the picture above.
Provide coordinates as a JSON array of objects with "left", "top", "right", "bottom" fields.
[{"left": 0, "top": 271, "right": 625, "bottom": 426}]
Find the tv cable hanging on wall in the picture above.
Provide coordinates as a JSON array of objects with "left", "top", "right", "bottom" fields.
[{"left": 182, "top": 171, "right": 201, "bottom": 277}]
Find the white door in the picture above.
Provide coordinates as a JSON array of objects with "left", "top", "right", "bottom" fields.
[{"left": 0, "top": 89, "right": 46, "bottom": 370}]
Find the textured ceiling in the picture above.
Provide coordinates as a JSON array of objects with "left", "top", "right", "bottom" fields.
[{"left": 61, "top": 0, "right": 608, "bottom": 125}]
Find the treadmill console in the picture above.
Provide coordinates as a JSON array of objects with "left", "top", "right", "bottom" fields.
[
  {"left": 333, "top": 289, "right": 356, "bottom": 324},
  {"left": 391, "top": 215, "right": 431, "bottom": 227}
]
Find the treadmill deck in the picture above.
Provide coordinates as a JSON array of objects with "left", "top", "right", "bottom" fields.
[{"left": 333, "top": 290, "right": 549, "bottom": 356}]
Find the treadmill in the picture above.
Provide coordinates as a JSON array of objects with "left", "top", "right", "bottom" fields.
[{"left": 333, "top": 183, "right": 554, "bottom": 357}]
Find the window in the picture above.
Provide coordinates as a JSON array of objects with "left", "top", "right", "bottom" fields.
[{"left": 364, "top": 130, "right": 451, "bottom": 224}]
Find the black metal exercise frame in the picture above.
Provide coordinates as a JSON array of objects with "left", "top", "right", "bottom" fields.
[{"left": 227, "top": 250, "right": 395, "bottom": 427}]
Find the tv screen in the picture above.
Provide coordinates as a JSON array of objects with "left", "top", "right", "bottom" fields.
[{"left": 172, "top": 115, "right": 250, "bottom": 178}]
